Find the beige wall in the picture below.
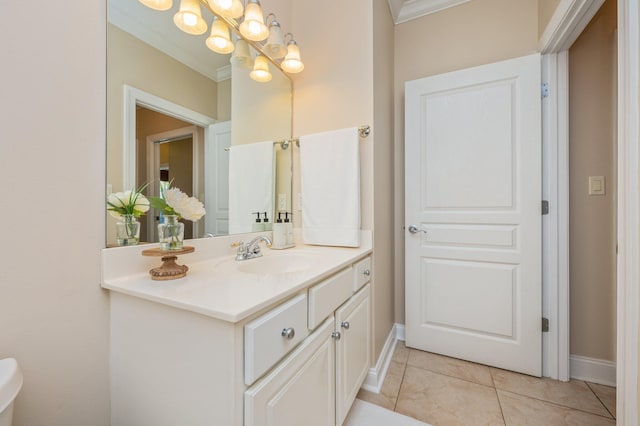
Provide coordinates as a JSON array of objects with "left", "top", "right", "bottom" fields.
[
  {"left": 107, "top": 24, "right": 219, "bottom": 193},
  {"left": 372, "top": 0, "right": 396, "bottom": 359},
  {"left": 568, "top": 0, "right": 617, "bottom": 361},
  {"left": 291, "top": 0, "right": 396, "bottom": 359},
  {"left": 393, "top": 0, "right": 539, "bottom": 324},
  {"left": 217, "top": 78, "right": 232, "bottom": 122},
  {"left": 231, "top": 63, "right": 292, "bottom": 146},
  {"left": 0, "top": 1, "right": 110, "bottom": 425},
  {"left": 539, "top": 0, "right": 562, "bottom": 37}
]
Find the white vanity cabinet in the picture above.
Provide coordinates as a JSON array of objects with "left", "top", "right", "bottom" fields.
[
  {"left": 335, "top": 284, "right": 371, "bottom": 425},
  {"left": 244, "top": 262, "right": 372, "bottom": 426},
  {"left": 107, "top": 251, "right": 372, "bottom": 426},
  {"left": 244, "top": 318, "right": 336, "bottom": 426}
]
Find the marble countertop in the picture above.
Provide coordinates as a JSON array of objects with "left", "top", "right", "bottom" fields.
[{"left": 101, "top": 232, "right": 371, "bottom": 323}]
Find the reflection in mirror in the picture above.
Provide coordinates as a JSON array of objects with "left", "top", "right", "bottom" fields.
[{"left": 106, "top": 0, "right": 292, "bottom": 246}]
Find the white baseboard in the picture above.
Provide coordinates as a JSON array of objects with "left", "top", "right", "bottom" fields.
[
  {"left": 570, "top": 355, "right": 616, "bottom": 387},
  {"left": 395, "top": 323, "right": 405, "bottom": 341},
  {"left": 361, "top": 323, "right": 404, "bottom": 393}
]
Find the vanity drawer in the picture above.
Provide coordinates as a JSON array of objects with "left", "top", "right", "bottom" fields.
[
  {"left": 245, "top": 294, "right": 309, "bottom": 385},
  {"left": 308, "top": 267, "right": 353, "bottom": 330},
  {"left": 353, "top": 256, "right": 372, "bottom": 292}
]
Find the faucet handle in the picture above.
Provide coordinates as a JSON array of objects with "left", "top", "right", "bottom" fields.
[{"left": 230, "top": 241, "right": 244, "bottom": 248}]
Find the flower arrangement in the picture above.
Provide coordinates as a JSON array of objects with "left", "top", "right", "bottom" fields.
[
  {"left": 149, "top": 187, "right": 205, "bottom": 222},
  {"left": 107, "top": 186, "right": 150, "bottom": 246},
  {"left": 149, "top": 187, "right": 205, "bottom": 250},
  {"left": 106, "top": 188, "right": 150, "bottom": 218}
]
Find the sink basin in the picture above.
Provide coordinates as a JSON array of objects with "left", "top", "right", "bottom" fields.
[{"left": 236, "top": 252, "right": 317, "bottom": 275}]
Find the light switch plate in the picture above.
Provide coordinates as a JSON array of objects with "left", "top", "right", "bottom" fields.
[{"left": 589, "top": 176, "right": 605, "bottom": 195}]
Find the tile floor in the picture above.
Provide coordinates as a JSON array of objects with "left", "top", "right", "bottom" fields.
[{"left": 357, "top": 342, "right": 617, "bottom": 426}]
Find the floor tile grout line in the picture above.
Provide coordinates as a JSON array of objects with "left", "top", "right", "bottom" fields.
[
  {"left": 405, "top": 361, "right": 496, "bottom": 390},
  {"left": 392, "top": 358, "right": 409, "bottom": 412},
  {"left": 585, "top": 381, "right": 616, "bottom": 419},
  {"left": 497, "top": 389, "right": 616, "bottom": 420},
  {"left": 494, "top": 388, "right": 508, "bottom": 425}
]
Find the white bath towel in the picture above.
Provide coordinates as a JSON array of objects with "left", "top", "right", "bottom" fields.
[
  {"left": 300, "top": 127, "right": 360, "bottom": 247},
  {"left": 228, "top": 141, "right": 274, "bottom": 234}
]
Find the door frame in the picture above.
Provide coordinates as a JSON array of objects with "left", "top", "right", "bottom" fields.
[
  {"left": 615, "top": 1, "right": 639, "bottom": 423},
  {"left": 539, "top": 0, "right": 606, "bottom": 382},
  {"left": 122, "top": 85, "right": 216, "bottom": 190},
  {"left": 145, "top": 125, "right": 201, "bottom": 240},
  {"left": 541, "top": 0, "right": 639, "bottom": 422}
]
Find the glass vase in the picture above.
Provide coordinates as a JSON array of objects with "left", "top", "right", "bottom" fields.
[
  {"left": 158, "top": 214, "right": 184, "bottom": 250},
  {"left": 115, "top": 214, "right": 140, "bottom": 246}
]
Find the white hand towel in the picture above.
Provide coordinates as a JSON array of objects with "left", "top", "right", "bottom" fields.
[
  {"left": 228, "top": 141, "right": 274, "bottom": 234},
  {"left": 300, "top": 127, "right": 360, "bottom": 247}
]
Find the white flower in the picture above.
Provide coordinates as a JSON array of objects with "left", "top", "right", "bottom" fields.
[
  {"left": 164, "top": 188, "right": 206, "bottom": 221},
  {"left": 107, "top": 190, "right": 150, "bottom": 218}
]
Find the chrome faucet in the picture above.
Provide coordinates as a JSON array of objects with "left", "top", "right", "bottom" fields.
[{"left": 232, "top": 236, "right": 272, "bottom": 261}]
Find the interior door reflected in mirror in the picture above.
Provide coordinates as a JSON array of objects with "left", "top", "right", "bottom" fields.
[{"left": 106, "top": 0, "right": 293, "bottom": 247}]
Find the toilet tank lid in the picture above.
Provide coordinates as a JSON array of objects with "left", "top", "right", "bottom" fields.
[{"left": 0, "top": 358, "right": 23, "bottom": 413}]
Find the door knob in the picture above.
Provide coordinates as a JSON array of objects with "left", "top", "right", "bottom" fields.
[
  {"left": 341, "top": 321, "right": 350, "bottom": 330},
  {"left": 408, "top": 225, "right": 426, "bottom": 234}
]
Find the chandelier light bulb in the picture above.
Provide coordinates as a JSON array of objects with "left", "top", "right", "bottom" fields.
[
  {"left": 250, "top": 55, "right": 272, "bottom": 82},
  {"left": 281, "top": 41, "right": 304, "bottom": 74},
  {"left": 173, "top": 0, "right": 207, "bottom": 35},
  {"left": 206, "top": 17, "right": 235, "bottom": 54},
  {"left": 239, "top": 0, "right": 269, "bottom": 41}
]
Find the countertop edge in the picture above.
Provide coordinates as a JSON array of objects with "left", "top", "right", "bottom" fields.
[{"left": 102, "top": 247, "right": 372, "bottom": 323}]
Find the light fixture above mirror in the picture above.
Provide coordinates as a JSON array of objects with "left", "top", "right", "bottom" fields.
[{"left": 138, "top": 0, "right": 305, "bottom": 81}]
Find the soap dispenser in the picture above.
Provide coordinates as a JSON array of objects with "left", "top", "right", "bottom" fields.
[
  {"left": 284, "top": 212, "right": 294, "bottom": 246},
  {"left": 251, "top": 212, "right": 264, "bottom": 232},
  {"left": 262, "top": 212, "right": 272, "bottom": 231},
  {"left": 272, "top": 212, "right": 287, "bottom": 248}
]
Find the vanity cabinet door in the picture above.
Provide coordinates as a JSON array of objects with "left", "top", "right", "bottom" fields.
[
  {"left": 244, "top": 317, "right": 336, "bottom": 426},
  {"left": 334, "top": 284, "right": 371, "bottom": 426}
]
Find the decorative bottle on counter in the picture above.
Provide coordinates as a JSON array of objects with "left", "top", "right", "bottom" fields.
[
  {"left": 251, "top": 212, "right": 265, "bottom": 232},
  {"left": 158, "top": 214, "right": 184, "bottom": 250},
  {"left": 262, "top": 212, "right": 272, "bottom": 231},
  {"left": 284, "top": 212, "right": 294, "bottom": 246},
  {"left": 272, "top": 212, "right": 287, "bottom": 248}
]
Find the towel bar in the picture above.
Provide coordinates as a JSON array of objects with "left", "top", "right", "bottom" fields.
[
  {"left": 224, "top": 125, "right": 371, "bottom": 151},
  {"left": 224, "top": 139, "right": 290, "bottom": 152},
  {"left": 294, "top": 125, "right": 371, "bottom": 148}
]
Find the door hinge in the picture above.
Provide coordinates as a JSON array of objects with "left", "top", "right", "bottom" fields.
[
  {"left": 542, "top": 200, "right": 549, "bottom": 215},
  {"left": 542, "top": 318, "right": 549, "bottom": 332},
  {"left": 541, "top": 82, "right": 549, "bottom": 98}
]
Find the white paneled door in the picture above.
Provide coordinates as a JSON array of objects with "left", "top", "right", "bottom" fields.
[{"left": 405, "top": 54, "right": 542, "bottom": 376}]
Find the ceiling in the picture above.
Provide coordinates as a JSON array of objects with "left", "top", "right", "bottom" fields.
[
  {"left": 108, "top": 0, "right": 231, "bottom": 82},
  {"left": 387, "top": 0, "right": 473, "bottom": 24}
]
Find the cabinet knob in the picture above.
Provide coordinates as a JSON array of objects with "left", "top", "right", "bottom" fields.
[
  {"left": 341, "top": 321, "right": 350, "bottom": 330},
  {"left": 331, "top": 331, "right": 341, "bottom": 341},
  {"left": 363, "top": 269, "right": 370, "bottom": 277},
  {"left": 281, "top": 327, "right": 295, "bottom": 340}
]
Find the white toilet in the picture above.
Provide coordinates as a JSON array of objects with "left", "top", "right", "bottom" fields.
[{"left": 0, "top": 359, "right": 23, "bottom": 426}]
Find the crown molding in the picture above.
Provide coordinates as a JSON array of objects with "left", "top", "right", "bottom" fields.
[{"left": 387, "top": 0, "right": 473, "bottom": 24}]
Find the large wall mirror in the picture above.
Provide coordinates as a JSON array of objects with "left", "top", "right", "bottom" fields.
[{"left": 106, "top": 0, "right": 293, "bottom": 246}]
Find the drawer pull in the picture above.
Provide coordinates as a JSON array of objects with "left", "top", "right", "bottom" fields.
[
  {"left": 281, "top": 327, "right": 295, "bottom": 340},
  {"left": 341, "top": 321, "right": 350, "bottom": 330},
  {"left": 331, "top": 331, "right": 341, "bottom": 341},
  {"left": 363, "top": 269, "right": 371, "bottom": 277}
]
